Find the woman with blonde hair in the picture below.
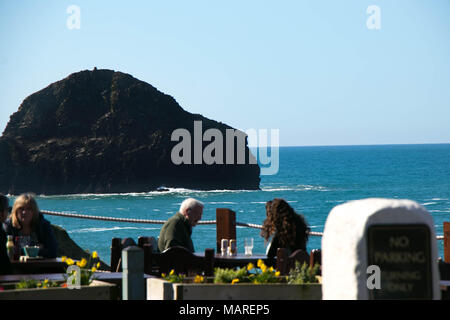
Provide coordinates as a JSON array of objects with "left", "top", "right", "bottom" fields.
[{"left": 4, "top": 193, "right": 57, "bottom": 258}]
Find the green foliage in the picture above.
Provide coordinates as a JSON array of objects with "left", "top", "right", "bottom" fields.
[
  {"left": 214, "top": 260, "right": 281, "bottom": 284},
  {"left": 63, "top": 250, "right": 101, "bottom": 286},
  {"left": 213, "top": 266, "right": 250, "bottom": 284},
  {"left": 161, "top": 270, "right": 185, "bottom": 283},
  {"left": 287, "top": 262, "right": 320, "bottom": 284},
  {"left": 15, "top": 278, "right": 60, "bottom": 289}
]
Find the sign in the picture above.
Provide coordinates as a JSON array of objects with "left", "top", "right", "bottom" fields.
[{"left": 367, "top": 224, "right": 432, "bottom": 299}]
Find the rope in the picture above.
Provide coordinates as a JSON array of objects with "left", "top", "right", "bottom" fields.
[{"left": 41, "top": 210, "right": 444, "bottom": 239}]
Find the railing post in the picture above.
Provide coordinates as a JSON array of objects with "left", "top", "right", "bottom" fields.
[
  {"left": 276, "top": 248, "right": 288, "bottom": 275},
  {"left": 444, "top": 222, "right": 450, "bottom": 263},
  {"left": 216, "top": 208, "right": 236, "bottom": 252},
  {"left": 122, "top": 246, "right": 145, "bottom": 300},
  {"left": 110, "top": 238, "right": 122, "bottom": 272}
]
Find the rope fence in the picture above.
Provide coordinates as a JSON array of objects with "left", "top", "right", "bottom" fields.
[{"left": 41, "top": 210, "right": 444, "bottom": 239}]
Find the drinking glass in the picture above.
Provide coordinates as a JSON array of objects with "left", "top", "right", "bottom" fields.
[
  {"left": 221, "top": 239, "right": 229, "bottom": 256},
  {"left": 244, "top": 238, "right": 254, "bottom": 256},
  {"left": 18, "top": 236, "right": 31, "bottom": 255}
]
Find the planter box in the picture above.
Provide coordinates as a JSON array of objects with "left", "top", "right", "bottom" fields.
[
  {"left": 0, "top": 280, "right": 116, "bottom": 300},
  {"left": 147, "top": 278, "right": 322, "bottom": 300}
]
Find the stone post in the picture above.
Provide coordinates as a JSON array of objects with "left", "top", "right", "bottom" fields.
[{"left": 122, "top": 246, "right": 145, "bottom": 300}]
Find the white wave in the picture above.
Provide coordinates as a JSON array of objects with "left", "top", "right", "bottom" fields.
[
  {"left": 261, "top": 188, "right": 295, "bottom": 192},
  {"left": 206, "top": 202, "right": 238, "bottom": 205},
  {"left": 261, "top": 185, "right": 330, "bottom": 192},
  {"left": 429, "top": 210, "right": 450, "bottom": 213},
  {"left": 36, "top": 187, "right": 258, "bottom": 198},
  {"left": 297, "top": 185, "right": 330, "bottom": 191},
  {"left": 422, "top": 202, "right": 437, "bottom": 206},
  {"left": 69, "top": 226, "right": 160, "bottom": 233}
]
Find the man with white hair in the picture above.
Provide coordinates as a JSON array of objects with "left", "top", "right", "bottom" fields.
[{"left": 157, "top": 198, "right": 204, "bottom": 252}]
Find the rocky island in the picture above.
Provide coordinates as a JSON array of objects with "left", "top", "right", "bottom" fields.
[{"left": 0, "top": 69, "right": 260, "bottom": 195}]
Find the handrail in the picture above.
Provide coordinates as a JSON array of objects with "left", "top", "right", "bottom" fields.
[{"left": 40, "top": 210, "right": 444, "bottom": 239}]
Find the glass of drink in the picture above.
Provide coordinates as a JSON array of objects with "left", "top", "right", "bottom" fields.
[
  {"left": 221, "top": 239, "right": 229, "bottom": 256},
  {"left": 244, "top": 238, "right": 254, "bottom": 256}
]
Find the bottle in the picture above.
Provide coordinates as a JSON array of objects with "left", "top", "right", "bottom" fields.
[{"left": 6, "top": 235, "right": 14, "bottom": 261}]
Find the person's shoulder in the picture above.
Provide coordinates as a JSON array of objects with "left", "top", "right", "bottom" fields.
[
  {"left": 168, "top": 212, "right": 185, "bottom": 223},
  {"left": 3, "top": 218, "right": 13, "bottom": 231},
  {"left": 162, "top": 213, "right": 183, "bottom": 228},
  {"left": 38, "top": 213, "right": 51, "bottom": 224},
  {"left": 37, "top": 214, "right": 54, "bottom": 231}
]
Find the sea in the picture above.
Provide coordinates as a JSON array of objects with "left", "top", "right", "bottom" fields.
[{"left": 10, "top": 144, "right": 450, "bottom": 264}]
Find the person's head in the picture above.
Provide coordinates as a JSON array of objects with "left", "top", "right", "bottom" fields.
[
  {"left": 261, "top": 198, "right": 309, "bottom": 248},
  {"left": 11, "top": 193, "right": 40, "bottom": 230},
  {"left": 179, "top": 198, "right": 204, "bottom": 227},
  {"left": 0, "top": 194, "right": 9, "bottom": 223}
]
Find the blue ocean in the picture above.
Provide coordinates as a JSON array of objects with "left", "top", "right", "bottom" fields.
[{"left": 12, "top": 144, "right": 450, "bottom": 264}]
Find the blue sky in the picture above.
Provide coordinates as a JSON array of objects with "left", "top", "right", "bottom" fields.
[{"left": 0, "top": 0, "right": 449, "bottom": 146}]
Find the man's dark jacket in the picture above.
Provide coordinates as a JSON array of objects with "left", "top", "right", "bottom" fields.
[{"left": 158, "top": 212, "right": 194, "bottom": 252}]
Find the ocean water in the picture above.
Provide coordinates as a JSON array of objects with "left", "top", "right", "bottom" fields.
[{"left": 11, "top": 144, "right": 450, "bottom": 265}]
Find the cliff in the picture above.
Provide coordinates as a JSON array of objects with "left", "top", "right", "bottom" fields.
[
  {"left": 0, "top": 69, "right": 260, "bottom": 195},
  {"left": 51, "top": 224, "right": 109, "bottom": 271}
]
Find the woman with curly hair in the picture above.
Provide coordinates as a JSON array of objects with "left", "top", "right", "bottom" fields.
[{"left": 261, "top": 198, "right": 310, "bottom": 258}]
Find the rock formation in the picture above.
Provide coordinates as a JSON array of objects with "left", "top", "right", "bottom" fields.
[
  {"left": 51, "top": 224, "right": 109, "bottom": 271},
  {"left": 0, "top": 69, "right": 260, "bottom": 195}
]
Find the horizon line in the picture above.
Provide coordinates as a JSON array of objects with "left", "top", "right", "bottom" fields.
[{"left": 251, "top": 142, "right": 450, "bottom": 148}]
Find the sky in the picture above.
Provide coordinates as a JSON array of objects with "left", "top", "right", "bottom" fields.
[{"left": 0, "top": 0, "right": 449, "bottom": 147}]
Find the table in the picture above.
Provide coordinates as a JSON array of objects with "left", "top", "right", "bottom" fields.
[
  {"left": 195, "top": 253, "right": 276, "bottom": 269},
  {"left": 11, "top": 258, "right": 67, "bottom": 274}
]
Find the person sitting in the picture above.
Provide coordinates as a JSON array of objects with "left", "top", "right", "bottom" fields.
[
  {"left": 261, "top": 198, "right": 310, "bottom": 258},
  {"left": 0, "top": 194, "right": 12, "bottom": 274},
  {"left": 158, "top": 198, "right": 203, "bottom": 253},
  {"left": 4, "top": 193, "right": 58, "bottom": 258}
]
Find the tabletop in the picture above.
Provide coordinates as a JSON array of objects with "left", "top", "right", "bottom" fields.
[
  {"left": 194, "top": 252, "right": 276, "bottom": 268},
  {"left": 10, "top": 258, "right": 67, "bottom": 274}
]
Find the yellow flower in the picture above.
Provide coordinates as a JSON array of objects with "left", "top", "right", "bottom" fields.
[
  {"left": 269, "top": 267, "right": 274, "bottom": 272},
  {"left": 261, "top": 265, "right": 267, "bottom": 273},
  {"left": 77, "top": 258, "right": 87, "bottom": 268},
  {"left": 96, "top": 262, "right": 101, "bottom": 269},
  {"left": 66, "top": 258, "right": 74, "bottom": 266},
  {"left": 275, "top": 271, "right": 281, "bottom": 277},
  {"left": 169, "top": 269, "right": 175, "bottom": 276},
  {"left": 257, "top": 259, "right": 263, "bottom": 268},
  {"left": 194, "top": 275, "right": 204, "bottom": 283},
  {"left": 92, "top": 251, "right": 98, "bottom": 259},
  {"left": 44, "top": 279, "right": 49, "bottom": 284},
  {"left": 161, "top": 273, "right": 166, "bottom": 278},
  {"left": 231, "top": 278, "right": 239, "bottom": 285},
  {"left": 91, "top": 267, "right": 97, "bottom": 273},
  {"left": 247, "top": 263, "right": 255, "bottom": 271},
  {"left": 61, "top": 256, "right": 67, "bottom": 262}
]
